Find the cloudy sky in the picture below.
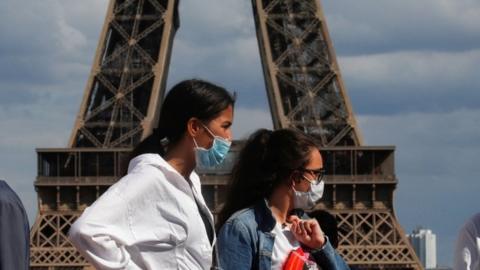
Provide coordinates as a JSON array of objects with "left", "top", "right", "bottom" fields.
[{"left": 1, "top": 0, "right": 479, "bottom": 266}]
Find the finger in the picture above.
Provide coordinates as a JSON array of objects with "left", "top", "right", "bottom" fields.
[
  {"left": 300, "top": 221, "right": 308, "bottom": 235},
  {"left": 296, "top": 222, "right": 303, "bottom": 234},
  {"left": 305, "top": 221, "right": 313, "bottom": 234},
  {"left": 287, "top": 215, "right": 300, "bottom": 223},
  {"left": 291, "top": 222, "right": 297, "bottom": 234}
]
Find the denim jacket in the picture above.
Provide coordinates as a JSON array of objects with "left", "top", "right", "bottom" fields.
[{"left": 217, "top": 200, "right": 351, "bottom": 270}]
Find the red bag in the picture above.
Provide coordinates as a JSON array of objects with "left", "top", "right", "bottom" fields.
[{"left": 283, "top": 247, "right": 318, "bottom": 270}]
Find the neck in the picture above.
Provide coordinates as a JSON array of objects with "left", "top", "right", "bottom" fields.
[
  {"left": 164, "top": 142, "right": 195, "bottom": 179},
  {"left": 268, "top": 185, "right": 293, "bottom": 224}
]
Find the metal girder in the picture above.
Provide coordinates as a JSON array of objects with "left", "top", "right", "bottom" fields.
[
  {"left": 252, "top": 0, "right": 363, "bottom": 146},
  {"left": 334, "top": 211, "right": 421, "bottom": 269},
  {"left": 68, "top": 0, "right": 179, "bottom": 148},
  {"left": 30, "top": 213, "right": 88, "bottom": 267}
]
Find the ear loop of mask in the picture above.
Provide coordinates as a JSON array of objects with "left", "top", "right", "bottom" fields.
[
  {"left": 192, "top": 122, "right": 216, "bottom": 150},
  {"left": 201, "top": 123, "right": 216, "bottom": 138},
  {"left": 192, "top": 122, "right": 211, "bottom": 150}
]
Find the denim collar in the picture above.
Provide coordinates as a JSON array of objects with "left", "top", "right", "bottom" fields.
[
  {"left": 253, "top": 199, "right": 308, "bottom": 233},
  {"left": 253, "top": 199, "right": 277, "bottom": 233}
]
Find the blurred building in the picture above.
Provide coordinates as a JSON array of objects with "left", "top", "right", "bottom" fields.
[{"left": 408, "top": 228, "right": 437, "bottom": 269}]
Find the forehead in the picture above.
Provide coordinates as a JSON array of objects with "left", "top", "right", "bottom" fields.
[
  {"left": 210, "top": 105, "right": 233, "bottom": 123},
  {"left": 306, "top": 147, "right": 323, "bottom": 168}
]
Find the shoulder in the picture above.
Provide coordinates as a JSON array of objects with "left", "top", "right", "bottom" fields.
[
  {"left": 112, "top": 153, "right": 185, "bottom": 199},
  {"left": 220, "top": 207, "right": 258, "bottom": 235},
  {"left": 218, "top": 207, "right": 259, "bottom": 249},
  {"left": 88, "top": 162, "right": 173, "bottom": 213},
  {"left": 110, "top": 165, "right": 166, "bottom": 198},
  {"left": 227, "top": 207, "right": 257, "bottom": 225},
  {"left": 460, "top": 212, "right": 480, "bottom": 235},
  {"left": 0, "top": 180, "right": 24, "bottom": 208},
  {"left": 468, "top": 212, "right": 480, "bottom": 226}
]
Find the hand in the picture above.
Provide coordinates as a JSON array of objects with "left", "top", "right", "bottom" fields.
[{"left": 288, "top": 215, "right": 325, "bottom": 249}]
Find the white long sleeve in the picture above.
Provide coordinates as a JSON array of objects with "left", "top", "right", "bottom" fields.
[
  {"left": 68, "top": 154, "right": 214, "bottom": 270},
  {"left": 69, "top": 187, "right": 143, "bottom": 269}
]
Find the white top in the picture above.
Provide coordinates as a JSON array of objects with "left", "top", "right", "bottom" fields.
[
  {"left": 271, "top": 222, "right": 301, "bottom": 269},
  {"left": 68, "top": 154, "right": 215, "bottom": 270},
  {"left": 454, "top": 213, "right": 480, "bottom": 270}
]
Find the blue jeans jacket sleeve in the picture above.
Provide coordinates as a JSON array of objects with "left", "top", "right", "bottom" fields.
[
  {"left": 309, "top": 238, "right": 351, "bottom": 270},
  {"left": 218, "top": 220, "right": 255, "bottom": 270}
]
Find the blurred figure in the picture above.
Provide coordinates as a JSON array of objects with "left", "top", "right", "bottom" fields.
[
  {"left": 0, "top": 180, "right": 30, "bottom": 270},
  {"left": 309, "top": 210, "right": 361, "bottom": 270},
  {"left": 309, "top": 210, "right": 339, "bottom": 249},
  {"left": 454, "top": 213, "right": 480, "bottom": 270}
]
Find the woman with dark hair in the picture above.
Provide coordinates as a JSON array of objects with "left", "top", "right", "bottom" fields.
[
  {"left": 69, "top": 79, "right": 235, "bottom": 270},
  {"left": 217, "top": 129, "right": 350, "bottom": 270}
]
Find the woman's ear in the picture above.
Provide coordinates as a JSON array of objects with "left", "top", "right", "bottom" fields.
[
  {"left": 187, "top": 118, "right": 202, "bottom": 138},
  {"left": 289, "top": 171, "right": 301, "bottom": 188}
]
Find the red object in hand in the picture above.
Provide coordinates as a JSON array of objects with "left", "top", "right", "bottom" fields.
[{"left": 283, "top": 247, "right": 306, "bottom": 270}]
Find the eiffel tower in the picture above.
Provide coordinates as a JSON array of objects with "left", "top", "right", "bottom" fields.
[{"left": 29, "top": 0, "right": 423, "bottom": 269}]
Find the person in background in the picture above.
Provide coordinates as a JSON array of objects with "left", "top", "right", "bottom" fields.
[
  {"left": 454, "top": 213, "right": 480, "bottom": 270},
  {"left": 216, "top": 129, "right": 350, "bottom": 270},
  {"left": 69, "top": 79, "right": 235, "bottom": 270},
  {"left": 309, "top": 210, "right": 361, "bottom": 270},
  {"left": 309, "top": 210, "right": 339, "bottom": 249},
  {"left": 0, "top": 179, "right": 30, "bottom": 270}
]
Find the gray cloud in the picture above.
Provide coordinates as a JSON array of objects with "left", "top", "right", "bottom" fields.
[
  {"left": 175, "top": 0, "right": 253, "bottom": 45},
  {"left": 340, "top": 50, "right": 480, "bottom": 115},
  {"left": 167, "top": 0, "right": 268, "bottom": 108},
  {"left": 232, "top": 107, "right": 273, "bottom": 139},
  {"left": 0, "top": 0, "right": 105, "bottom": 107},
  {"left": 322, "top": 0, "right": 480, "bottom": 55}
]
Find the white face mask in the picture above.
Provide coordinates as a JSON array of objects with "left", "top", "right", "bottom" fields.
[{"left": 292, "top": 180, "right": 325, "bottom": 210}]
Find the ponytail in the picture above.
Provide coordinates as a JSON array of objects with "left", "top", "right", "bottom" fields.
[
  {"left": 129, "top": 128, "right": 168, "bottom": 160},
  {"left": 216, "top": 129, "right": 272, "bottom": 230},
  {"left": 216, "top": 128, "right": 317, "bottom": 230}
]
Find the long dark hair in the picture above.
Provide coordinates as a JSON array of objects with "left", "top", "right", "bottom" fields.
[
  {"left": 130, "top": 79, "right": 235, "bottom": 160},
  {"left": 216, "top": 128, "right": 317, "bottom": 230}
]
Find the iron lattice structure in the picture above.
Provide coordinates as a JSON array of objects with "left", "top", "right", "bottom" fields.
[
  {"left": 70, "top": 0, "right": 179, "bottom": 148},
  {"left": 30, "top": 0, "right": 179, "bottom": 268},
  {"left": 30, "top": 0, "right": 423, "bottom": 269},
  {"left": 252, "top": 0, "right": 362, "bottom": 147},
  {"left": 250, "top": 0, "right": 422, "bottom": 269}
]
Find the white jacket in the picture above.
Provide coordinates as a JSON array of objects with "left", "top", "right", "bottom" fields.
[{"left": 68, "top": 154, "right": 215, "bottom": 270}]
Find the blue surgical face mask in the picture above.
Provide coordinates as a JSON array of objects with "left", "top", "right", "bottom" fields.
[
  {"left": 193, "top": 124, "right": 231, "bottom": 169},
  {"left": 293, "top": 180, "right": 325, "bottom": 210}
]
